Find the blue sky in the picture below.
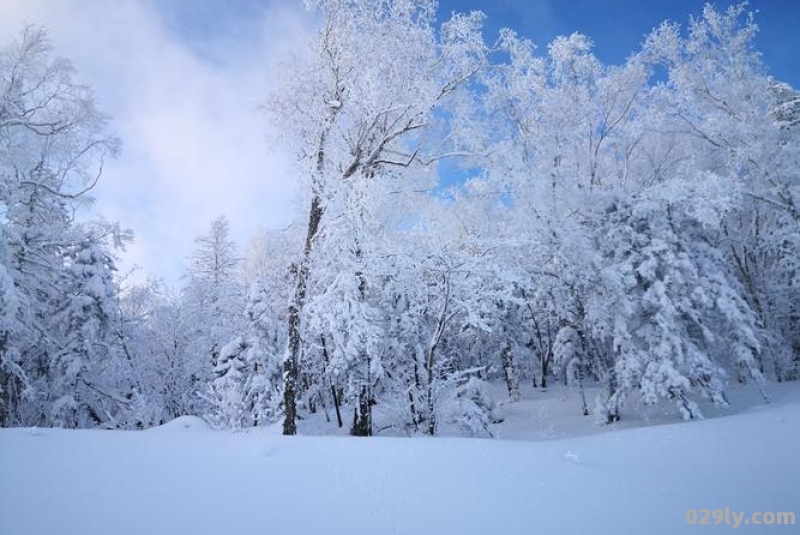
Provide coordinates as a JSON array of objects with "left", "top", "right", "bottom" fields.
[
  {"left": 154, "top": 0, "right": 800, "bottom": 84},
  {"left": 442, "top": 0, "right": 800, "bottom": 86},
  {"left": 1, "top": 0, "right": 798, "bottom": 284},
  {"left": 156, "top": 0, "right": 800, "bottom": 85}
]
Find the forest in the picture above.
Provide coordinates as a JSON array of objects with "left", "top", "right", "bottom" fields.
[{"left": 1, "top": 0, "right": 798, "bottom": 438}]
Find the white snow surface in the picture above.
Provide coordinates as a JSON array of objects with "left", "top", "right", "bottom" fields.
[
  {"left": 1, "top": 382, "right": 798, "bottom": 535},
  {"left": 146, "top": 415, "right": 212, "bottom": 433}
]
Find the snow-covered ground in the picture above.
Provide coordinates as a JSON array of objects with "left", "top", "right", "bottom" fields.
[{"left": 1, "top": 382, "right": 798, "bottom": 534}]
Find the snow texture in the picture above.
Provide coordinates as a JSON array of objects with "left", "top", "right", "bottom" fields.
[{"left": 1, "top": 381, "right": 797, "bottom": 535}]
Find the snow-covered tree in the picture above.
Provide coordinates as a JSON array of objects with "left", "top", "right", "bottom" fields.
[
  {"left": 457, "top": 4, "right": 785, "bottom": 422},
  {"left": 181, "top": 215, "right": 244, "bottom": 408},
  {"left": 206, "top": 279, "right": 283, "bottom": 429},
  {"left": 4, "top": 4, "right": 796, "bottom": 436},
  {"left": 0, "top": 26, "right": 129, "bottom": 427},
  {"left": 49, "top": 234, "right": 125, "bottom": 427},
  {"left": 267, "top": 0, "right": 487, "bottom": 435}
]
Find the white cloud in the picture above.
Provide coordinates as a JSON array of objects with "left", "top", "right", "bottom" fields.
[{"left": 0, "top": 0, "right": 310, "bottom": 284}]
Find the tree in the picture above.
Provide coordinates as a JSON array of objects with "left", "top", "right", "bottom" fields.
[
  {"left": 49, "top": 233, "right": 126, "bottom": 427},
  {"left": 0, "top": 26, "right": 127, "bottom": 427},
  {"left": 458, "top": 4, "right": 785, "bottom": 422},
  {"left": 181, "top": 215, "right": 244, "bottom": 407},
  {"left": 206, "top": 279, "right": 283, "bottom": 429},
  {"left": 267, "top": 0, "right": 487, "bottom": 435},
  {"left": 641, "top": 6, "right": 800, "bottom": 382}
]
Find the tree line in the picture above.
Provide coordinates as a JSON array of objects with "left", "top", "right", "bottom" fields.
[{"left": 1, "top": 2, "right": 798, "bottom": 436}]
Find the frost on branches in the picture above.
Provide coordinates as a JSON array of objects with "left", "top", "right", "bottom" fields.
[
  {"left": 0, "top": 27, "right": 130, "bottom": 428},
  {"left": 2, "top": 3, "right": 798, "bottom": 434}
]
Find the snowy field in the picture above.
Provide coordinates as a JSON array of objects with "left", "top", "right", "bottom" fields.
[{"left": 1, "top": 382, "right": 798, "bottom": 535}]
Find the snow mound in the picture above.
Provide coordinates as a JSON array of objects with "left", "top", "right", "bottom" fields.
[{"left": 148, "top": 416, "right": 211, "bottom": 432}]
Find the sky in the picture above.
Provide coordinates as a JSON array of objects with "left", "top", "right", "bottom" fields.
[{"left": 1, "top": 0, "right": 798, "bottom": 285}]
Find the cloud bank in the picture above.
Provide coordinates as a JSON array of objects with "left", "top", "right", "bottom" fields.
[{"left": 0, "top": 0, "right": 310, "bottom": 284}]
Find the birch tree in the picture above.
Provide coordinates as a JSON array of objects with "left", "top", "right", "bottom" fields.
[{"left": 267, "top": 0, "right": 486, "bottom": 435}]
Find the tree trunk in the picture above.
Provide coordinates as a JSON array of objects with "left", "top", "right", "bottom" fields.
[
  {"left": 408, "top": 389, "right": 419, "bottom": 431},
  {"left": 351, "top": 385, "right": 372, "bottom": 436},
  {"left": 540, "top": 351, "right": 550, "bottom": 390},
  {"left": 577, "top": 364, "right": 589, "bottom": 416},
  {"left": 606, "top": 368, "right": 620, "bottom": 423},
  {"left": 320, "top": 335, "right": 343, "bottom": 428},
  {"left": 0, "top": 355, "right": 7, "bottom": 427},
  {"left": 303, "top": 372, "right": 316, "bottom": 414},
  {"left": 425, "top": 321, "right": 442, "bottom": 436},
  {"left": 424, "top": 273, "right": 452, "bottom": 436},
  {"left": 425, "top": 332, "right": 438, "bottom": 436},
  {"left": 348, "top": 259, "right": 374, "bottom": 437},
  {"left": 501, "top": 345, "right": 520, "bottom": 402},
  {"left": 0, "top": 332, "right": 20, "bottom": 427},
  {"left": 283, "top": 194, "right": 324, "bottom": 436},
  {"left": 331, "top": 385, "right": 343, "bottom": 428},
  {"left": 408, "top": 351, "right": 422, "bottom": 430},
  {"left": 282, "top": 305, "right": 300, "bottom": 435},
  {"left": 426, "top": 373, "right": 436, "bottom": 436}
]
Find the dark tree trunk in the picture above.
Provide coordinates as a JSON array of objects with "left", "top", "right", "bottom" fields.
[
  {"left": 348, "top": 261, "right": 374, "bottom": 437},
  {"left": 0, "top": 339, "right": 22, "bottom": 428},
  {"left": 0, "top": 332, "right": 7, "bottom": 427},
  {"left": 426, "top": 374, "right": 436, "bottom": 436},
  {"left": 578, "top": 364, "right": 589, "bottom": 416},
  {"left": 283, "top": 194, "right": 324, "bottom": 436},
  {"left": 0, "top": 351, "right": 7, "bottom": 427},
  {"left": 351, "top": 386, "right": 372, "bottom": 436},
  {"left": 540, "top": 350, "right": 550, "bottom": 390},
  {"left": 425, "top": 326, "right": 440, "bottom": 436},
  {"left": 408, "top": 389, "right": 419, "bottom": 430},
  {"left": 408, "top": 352, "right": 422, "bottom": 430},
  {"left": 501, "top": 345, "right": 520, "bottom": 401},
  {"left": 320, "top": 335, "right": 343, "bottom": 428},
  {"left": 425, "top": 323, "right": 439, "bottom": 437},
  {"left": 425, "top": 331, "right": 438, "bottom": 437},
  {"left": 282, "top": 307, "right": 299, "bottom": 435},
  {"left": 606, "top": 368, "right": 620, "bottom": 423},
  {"left": 303, "top": 373, "right": 316, "bottom": 414},
  {"left": 331, "top": 386, "right": 343, "bottom": 428}
]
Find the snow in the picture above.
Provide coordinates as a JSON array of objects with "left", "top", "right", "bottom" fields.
[
  {"left": 2, "top": 382, "right": 798, "bottom": 535},
  {"left": 146, "top": 415, "right": 211, "bottom": 433}
]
